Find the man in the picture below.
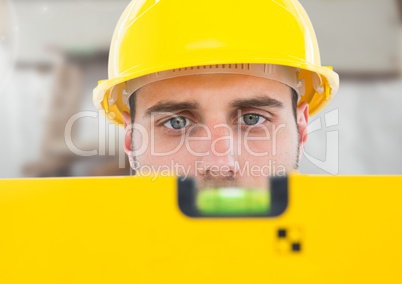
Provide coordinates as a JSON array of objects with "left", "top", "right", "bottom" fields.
[{"left": 93, "top": 0, "right": 339, "bottom": 189}]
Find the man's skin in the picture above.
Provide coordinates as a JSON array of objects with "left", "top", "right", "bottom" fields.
[{"left": 122, "top": 74, "right": 309, "bottom": 189}]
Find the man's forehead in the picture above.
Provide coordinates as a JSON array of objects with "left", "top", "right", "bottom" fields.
[{"left": 135, "top": 73, "right": 293, "bottom": 109}]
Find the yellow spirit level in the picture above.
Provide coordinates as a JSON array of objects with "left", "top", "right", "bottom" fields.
[{"left": 0, "top": 174, "right": 401, "bottom": 283}]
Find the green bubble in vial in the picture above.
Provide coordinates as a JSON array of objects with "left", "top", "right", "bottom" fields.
[{"left": 196, "top": 188, "right": 270, "bottom": 215}]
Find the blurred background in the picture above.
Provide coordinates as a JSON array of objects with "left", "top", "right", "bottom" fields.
[{"left": 0, "top": 0, "right": 401, "bottom": 178}]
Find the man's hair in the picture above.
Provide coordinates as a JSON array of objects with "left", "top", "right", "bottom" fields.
[
  {"left": 129, "top": 88, "right": 298, "bottom": 125},
  {"left": 129, "top": 91, "right": 138, "bottom": 126}
]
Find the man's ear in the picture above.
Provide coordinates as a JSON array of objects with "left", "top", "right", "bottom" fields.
[
  {"left": 122, "top": 111, "right": 134, "bottom": 163},
  {"left": 297, "top": 102, "right": 309, "bottom": 146}
]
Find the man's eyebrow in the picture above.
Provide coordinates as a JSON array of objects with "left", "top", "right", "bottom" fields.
[
  {"left": 144, "top": 101, "right": 200, "bottom": 117},
  {"left": 230, "top": 96, "right": 284, "bottom": 109}
]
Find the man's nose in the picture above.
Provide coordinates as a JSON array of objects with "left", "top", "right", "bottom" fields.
[{"left": 197, "top": 124, "right": 238, "bottom": 177}]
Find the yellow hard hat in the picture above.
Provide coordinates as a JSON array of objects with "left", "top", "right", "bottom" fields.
[{"left": 93, "top": 0, "right": 339, "bottom": 125}]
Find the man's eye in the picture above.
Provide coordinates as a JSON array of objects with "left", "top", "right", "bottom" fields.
[
  {"left": 164, "top": 116, "right": 192, "bottom": 129},
  {"left": 240, "top": 114, "right": 266, "bottom": 126}
]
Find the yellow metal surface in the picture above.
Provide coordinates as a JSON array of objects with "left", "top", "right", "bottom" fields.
[
  {"left": 1, "top": 175, "right": 402, "bottom": 283},
  {"left": 93, "top": 0, "right": 340, "bottom": 125}
]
